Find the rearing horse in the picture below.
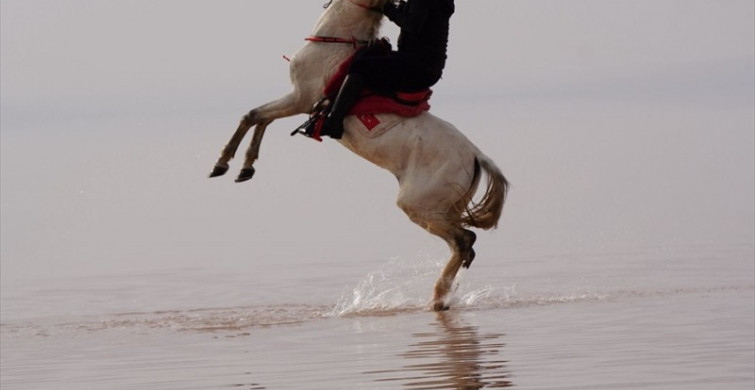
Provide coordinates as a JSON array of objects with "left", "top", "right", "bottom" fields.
[{"left": 209, "top": 0, "right": 509, "bottom": 311}]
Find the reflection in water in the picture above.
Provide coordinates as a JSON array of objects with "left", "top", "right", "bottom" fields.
[{"left": 366, "top": 311, "right": 513, "bottom": 389}]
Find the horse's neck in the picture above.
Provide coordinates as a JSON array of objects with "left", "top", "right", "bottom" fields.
[
  {"left": 312, "top": 2, "right": 381, "bottom": 42},
  {"left": 290, "top": 1, "right": 382, "bottom": 105}
]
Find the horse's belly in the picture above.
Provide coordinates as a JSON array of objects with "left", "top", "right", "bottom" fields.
[{"left": 340, "top": 112, "right": 478, "bottom": 180}]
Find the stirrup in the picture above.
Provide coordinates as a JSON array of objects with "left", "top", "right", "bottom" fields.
[
  {"left": 291, "top": 115, "right": 320, "bottom": 138},
  {"left": 291, "top": 97, "right": 331, "bottom": 140}
]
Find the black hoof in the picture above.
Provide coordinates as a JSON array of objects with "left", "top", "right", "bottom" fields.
[
  {"left": 433, "top": 301, "right": 450, "bottom": 312},
  {"left": 208, "top": 164, "right": 229, "bottom": 178},
  {"left": 235, "top": 167, "right": 256, "bottom": 183}
]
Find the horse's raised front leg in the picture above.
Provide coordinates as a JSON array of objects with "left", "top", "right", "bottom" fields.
[
  {"left": 209, "top": 110, "right": 257, "bottom": 178},
  {"left": 209, "top": 92, "right": 306, "bottom": 180},
  {"left": 234, "top": 121, "right": 270, "bottom": 182}
]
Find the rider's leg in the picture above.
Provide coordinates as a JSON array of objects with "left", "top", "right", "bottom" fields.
[{"left": 320, "top": 73, "right": 365, "bottom": 139}]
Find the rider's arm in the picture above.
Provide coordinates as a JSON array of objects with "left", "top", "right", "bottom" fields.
[{"left": 383, "top": 0, "right": 430, "bottom": 34}]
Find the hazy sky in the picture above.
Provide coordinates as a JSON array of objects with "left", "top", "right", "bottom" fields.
[{"left": 1, "top": 0, "right": 753, "bottom": 283}]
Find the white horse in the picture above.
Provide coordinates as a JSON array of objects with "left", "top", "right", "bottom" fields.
[{"left": 210, "top": 0, "right": 509, "bottom": 311}]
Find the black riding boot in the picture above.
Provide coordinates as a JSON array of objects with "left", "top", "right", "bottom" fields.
[{"left": 320, "top": 73, "right": 364, "bottom": 139}]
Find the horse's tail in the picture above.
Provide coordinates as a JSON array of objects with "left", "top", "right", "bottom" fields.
[{"left": 460, "top": 154, "right": 509, "bottom": 230}]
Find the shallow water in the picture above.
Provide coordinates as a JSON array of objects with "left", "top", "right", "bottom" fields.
[{"left": 2, "top": 244, "right": 753, "bottom": 389}]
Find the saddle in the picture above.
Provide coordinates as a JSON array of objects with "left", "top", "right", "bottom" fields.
[{"left": 293, "top": 45, "right": 432, "bottom": 141}]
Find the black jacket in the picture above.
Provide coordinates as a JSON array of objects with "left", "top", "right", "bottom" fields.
[{"left": 383, "top": 0, "right": 455, "bottom": 73}]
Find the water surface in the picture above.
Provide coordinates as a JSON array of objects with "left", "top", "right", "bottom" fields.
[{"left": 2, "top": 244, "right": 753, "bottom": 389}]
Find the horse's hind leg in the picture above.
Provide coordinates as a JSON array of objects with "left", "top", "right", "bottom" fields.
[
  {"left": 399, "top": 204, "right": 474, "bottom": 311},
  {"left": 431, "top": 226, "right": 478, "bottom": 311}
]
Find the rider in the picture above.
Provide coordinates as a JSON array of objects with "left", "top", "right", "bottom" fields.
[{"left": 319, "top": 0, "right": 456, "bottom": 139}]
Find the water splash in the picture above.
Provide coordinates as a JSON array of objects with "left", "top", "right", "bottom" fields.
[
  {"left": 331, "top": 252, "right": 503, "bottom": 316},
  {"left": 332, "top": 254, "right": 442, "bottom": 316}
]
